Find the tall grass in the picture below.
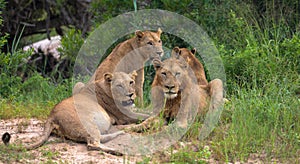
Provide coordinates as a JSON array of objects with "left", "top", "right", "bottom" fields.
[
  {"left": 207, "top": 1, "right": 300, "bottom": 162},
  {"left": 212, "top": 79, "right": 300, "bottom": 161},
  {"left": 0, "top": 73, "right": 72, "bottom": 119},
  {"left": 0, "top": 13, "right": 72, "bottom": 119}
]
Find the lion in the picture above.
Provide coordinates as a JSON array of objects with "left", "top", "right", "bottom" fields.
[
  {"left": 8, "top": 71, "right": 148, "bottom": 155},
  {"left": 91, "top": 28, "right": 164, "bottom": 106},
  {"left": 170, "top": 47, "right": 225, "bottom": 109},
  {"left": 94, "top": 71, "right": 150, "bottom": 125},
  {"left": 126, "top": 49, "right": 224, "bottom": 131},
  {"left": 171, "top": 46, "right": 208, "bottom": 86}
]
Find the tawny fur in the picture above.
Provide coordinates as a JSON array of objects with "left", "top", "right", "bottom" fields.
[
  {"left": 91, "top": 28, "right": 163, "bottom": 105},
  {"left": 127, "top": 47, "right": 224, "bottom": 131},
  {"left": 21, "top": 71, "right": 148, "bottom": 155}
]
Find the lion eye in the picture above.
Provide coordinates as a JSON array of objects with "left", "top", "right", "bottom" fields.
[
  {"left": 147, "top": 41, "right": 153, "bottom": 45},
  {"left": 158, "top": 40, "right": 161, "bottom": 43},
  {"left": 129, "top": 81, "right": 134, "bottom": 85},
  {"left": 175, "top": 72, "right": 181, "bottom": 77},
  {"left": 161, "top": 72, "right": 167, "bottom": 77}
]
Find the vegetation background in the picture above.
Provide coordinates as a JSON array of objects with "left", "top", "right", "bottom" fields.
[{"left": 0, "top": 0, "right": 299, "bottom": 163}]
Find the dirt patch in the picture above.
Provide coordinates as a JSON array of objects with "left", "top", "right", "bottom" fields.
[
  {"left": 1, "top": 119, "right": 291, "bottom": 163},
  {"left": 0, "top": 119, "right": 141, "bottom": 163}
]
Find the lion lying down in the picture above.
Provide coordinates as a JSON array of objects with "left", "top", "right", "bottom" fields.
[{"left": 8, "top": 71, "right": 149, "bottom": 155}]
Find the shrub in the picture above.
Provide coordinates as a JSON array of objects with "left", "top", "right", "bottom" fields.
[{"left": 58, "top": 28, "right": 84, "bottom": 65}]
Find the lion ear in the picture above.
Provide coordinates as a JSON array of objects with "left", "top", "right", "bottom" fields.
[
  {"left": 153, "top": 59, "right": 163, "bottom": 70},
  {"left": 135, "top": 30, "right": 144, "bottom": 39},
  {"left": 130, "top": 70, "right": 138, "bottom": 80},
  {"left": 104, "top": 73, "right": 113, "bottom": 83},
  {"left": 157, "top": 28, "right": 162, "bottom": 36},
  {"left": 171, "top": 46, "right": 181, "bottom": 59},
  {"left": 191, "top": 48, "right": 196, "bottom": 55}
]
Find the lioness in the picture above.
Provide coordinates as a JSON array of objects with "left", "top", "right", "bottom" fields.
[
  {"left": 92, "top": 28, "right": 164, "bottom": 106},
  {"left": 127, "top": 50, "right": 224, "bottom": 131},
  {"left": 171, "top": 46, "right": 208, "bottom": 85},
  {"left": 169, "top": 47, "right": 224, "bottom": 110},
  {"left": 11, "top": 71, "right": 146, "bottom": 155}
]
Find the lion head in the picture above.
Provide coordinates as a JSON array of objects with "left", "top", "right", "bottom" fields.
[
  {"left": 171, "top": 46, "right": 208, "bottom": 85},
  {"left": 102, "top": 71, "right": 138, "bottom": 107},
  {"left": 135, "top": 28, "right": 164, "bottom": 60},
  {"left": 152, "top": 57, "right": 191, "bottom": 100}
]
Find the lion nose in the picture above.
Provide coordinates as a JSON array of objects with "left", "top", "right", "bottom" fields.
[
  {"left": 157, "top": 51, "right": 163, "bottom": 56},
  {"left": 165, "top": 85, "right": 175, "bottom": 90},
  {"left": 127, "top": 93, "right": 134, "bottom": 98}
]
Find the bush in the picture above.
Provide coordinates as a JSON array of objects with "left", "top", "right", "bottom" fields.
[
  {"left": 0, "top": 0, "right": 7, "bottom": 50},
  {"left": 58, "top": 28, "right": 84, "bottom": 64},
  {"left": 279, "top": 34, "right": 300, "bottom": 73}
]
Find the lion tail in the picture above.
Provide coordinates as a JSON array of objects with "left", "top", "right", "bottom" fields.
[{"left": 24, "top": 118, "right": 54, "bottom": 150}]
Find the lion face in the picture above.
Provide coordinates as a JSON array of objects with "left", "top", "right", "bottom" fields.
[
  {"left": 153, "top": 58, "right": 188, "bottom": 99},
  {"left": 171, "top": 47, "right": 196, "bottom": 64},
  {"left": 135, "top": 28, "right": 164, "bottom": 59},
  {"left": 104, "top": 71, "right": 137, "bottom": 107}
]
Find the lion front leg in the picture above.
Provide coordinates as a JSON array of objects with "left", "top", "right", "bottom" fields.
[
  {"left": 87, "top": 140, "right": 122, "bottom": 155},
  {"left": 134, "top": 69, "right": 144, "bottom": 106},
  {"left": 123, "top": 116, "right": 161, "bottom": 132},
  {"left": 150, "top": 86, "right": 165, "bottom": 115},
  {"left": 100, "top": 131, "right": 125, "bottom": 143},
  {"left": 86, "top": 132, "right": 124, "bottom": 155}
]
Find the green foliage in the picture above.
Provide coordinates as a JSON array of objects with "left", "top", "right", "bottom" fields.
[
  {"left": 223, "top": 34, "right": 299, "bottom": 94},
  {"left": 0, "top": 0, "right": 7, "bottom": 49},
  {"left": 0, "top": 73, "right": 71, "bottom": 119},
  {"left": 90, "top": 0, "right": 134, "bottom": 26},
  {"left": 0, "top": 49, "right": 32, "bottom": 76},
  {"left": 0, "top": 99, "right": 53, "bottom": 119},
  {"left": 0, "top": 27, "right": 71, "bottom": 103},
  {"left": 0, "top": 28, "right": 34, "bottom": 100},
  {"left": 0, "top": 143, "right": 61, "bottom": 163},
  {"left": 58, "top": 28, "right": 84, "bottom": 64},
  {"left": 0, "top": 144, "right": 34, "bottom": 163},
  {"left": 18, "top": 73, "right": 72, "bottom": 102},
  {"left": 170, "top": 145, "right": 211, "bottom": 163},
  {"left": 0, "top": 0, "right": 7, "bottom": 51},
  {"left": 41, "top": 147, "right": 59, "bottom": 160},
  {"left": 0, "top": 33, "right": 8, "bottom": 52},
  {"left": 0, "top": 73, "right": 23, "bottom": 100},
  {"left": 212, "top": 81, "right": 300, "bottom": 161},
  {"left": 279, "top": 34, "right": 300, "bottom": 73}
]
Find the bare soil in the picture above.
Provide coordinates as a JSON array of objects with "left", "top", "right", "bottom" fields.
[
  {"left": 0, "top": 119, "right": 290, "bottom": 164},
  {"left": 0, "top": 118, "right": 141, "bottom": 163}
]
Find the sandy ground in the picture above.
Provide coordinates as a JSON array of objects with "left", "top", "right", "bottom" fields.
[
  {"left": 1, "top": 119, "right": 293, "bottom": 164},
  {"left": 0, "top": 118, "right": 142, "bottom": 163}
]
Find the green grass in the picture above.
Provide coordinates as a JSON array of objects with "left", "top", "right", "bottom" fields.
[
  {"left": 211, "top": 82, "right": 300, "bottom": 162},
  {"left": 0, "top": 99, "right": 54, "bottom": 119},
  {"left": 170, "top": 144, "right": 211, "bottom": 163},
  {"left": 0, "top": 73, "right": 72, "bottom": 119},
  {"left": 0, "top": 144, "right": 34, "bottom": 163},
  {"left": 0, "top": 143, "right": 61, "bottom": 163}
]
